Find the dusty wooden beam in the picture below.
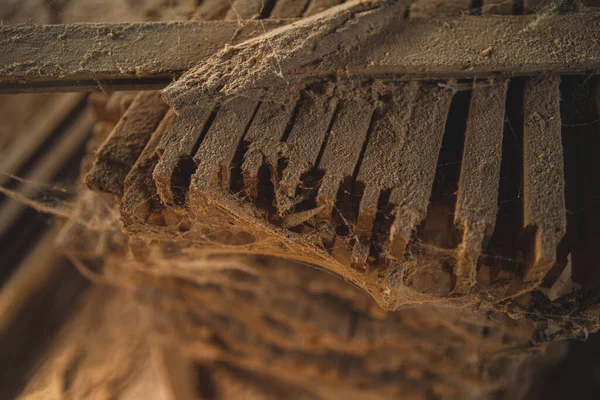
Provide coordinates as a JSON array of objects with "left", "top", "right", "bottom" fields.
[
  {"left": 0, "top": 20, "right": 289, "bottom": 94},
  {"left": 1, "top": 12, "right": 599, "bottom": 94}
]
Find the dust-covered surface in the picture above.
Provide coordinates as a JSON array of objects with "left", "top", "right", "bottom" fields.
[
  {"left": 4, "top": 0, "right": 600, "bottom": 399},
  {"left": 162, "top": 0, "right": 600, "bottom": 110}
]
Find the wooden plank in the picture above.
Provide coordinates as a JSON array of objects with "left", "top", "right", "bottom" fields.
[
  {"left": 355, "top": 83, "right": 416, "bottom": 237},
  {"left": 522, "top": 74, "right": 566, "bottom": 282},
  {"left": 277, "top": 84, "right": 337, "bottom": 214},
  {"left": 385, "top": 83, "right": 454, "bottom": 260},
  {"left": 0, "top": 20, "right": 289, "bottom": 93},
  {"left": 85, "top": 91, "right": 169, "bottom": 196},
  {"left": 242, "top": 91, "right": 300, "bottom": 199},
  {"left": 121, "top": 111, "right": 176, "bottom": 225},
  {"left": 166, "top": 5, "right": 600, "bottom": 111},
  {"left": 316, "top": 96, "right": 375, "bottom": 220},
  {"left": 153, "top": 106, "right": 214, "bottom": 206},
  {"left": 191, "top": 97, "right": 260, "bottom": 189},
  {"left": 453, "top": 81, "right": 508, "bottom": 293},
  {"left": 2, "top": 13, "right": 600, "bottom": 94}
]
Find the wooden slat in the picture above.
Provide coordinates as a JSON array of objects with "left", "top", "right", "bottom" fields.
[
  {"left": 191, "top": 97, "right": 260, "bottom": 189},
  {"left": 522, "top": 74, "right": 566, "bottom": 282},
  {"left": 121, "top": 111, "right": 176, "bottom": 225},
  {"left": 386, "top": 83, "right": 454, "bottom": 260},
  {"left": 153, "top": 107, "right": 214, "bottom": 206},
  {"left": 85, "top": 91, "right": 169, "bottom": 196},
  {"left": 242, "top": 91, "right": 300, "bottom": 199},
  {"left": 316, "top": 96, "right": 375, "bottom": 220},
  {"left": 0, "top": 20, "right": 289, "bottom": 93},
  {"left": 453, "top": 81, "right": 508, "bottom": 293},
  {"left": 277, "top": 85, "right": 337, "bottom": 214},
  {"left": 355, "top": 83, "right": 416, "bottom": 237}
]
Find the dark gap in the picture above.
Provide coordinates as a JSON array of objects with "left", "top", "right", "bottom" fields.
[
  {"left": 169, "top": 105, "right": 219, "bottom": 205},
  {"left": 292, "top": 169, "right": 326, "bottom": 213},
  {"left": 259, "top": 0, "right": 278, "bottom": 19},
  {"left": 402, "top": 2, "right": 411, "bottom": 18},
  {"left": 279, "top": 94, "right": 304, "bottom": 142},
  {"left": 546, "top": 75, "right": 580, "bottom": 287},
  {"left": 470, "top": 0, "right": 483, "bottom": 15},
  {"left": 171, "top": 157, "right": 195, "bottom": 206},
  {"left": 512, "top": 0, "right": 523, "bottom": 15},
  {"left": 333, "top": 176, "right": 356, "bottom": 235},
  {"left": 559, "top": 76, "right": 600, "bottom": 285},
  {"left": 256, "top": 164, "right": 277, "bottom": 221},
  {"left": 314, "top": 102, "right": 340, "bottom": 169},
  {"left": 481, "top": 77, "right": 526, "bottom": 280},
  {"left": 192, "top": 105, "right": 220, "bottom": 159},
  {"left": 368, "top": 189, "right": 393, "bottom": 264},
  {"left": 196, "top": 364, "right": 218, "bottom": 400},
  {"left": 558, "top": 0, "right": 577, "bottom": 13},
  {"left": 346, "top": 310, "right": 359, "bottom": 340},
  {"left": 417, "top": 90, "right": 471, "bottom": 250},
  {"left": 230, "top": 101, "right": 262, "bottom": 194},
  {"left": 300, "top": 0, "right": 312, "bottom": 16}
]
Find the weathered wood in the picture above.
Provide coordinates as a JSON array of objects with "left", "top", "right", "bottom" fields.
[
  {"left": 153, "top": 107, "right": 214, "bottom": 206},
  {"left": 316, "top": 96, "right": 375, "bottom": 220},
  {"left": 0, "top": 20, "right": 289, "bottom": 93},
  {"left": 277, "top": 84, "right": 337, "bottom": 214},
  {"left": 242, "top": 91, "right": 300, "bottom": 200},
  {"left": 2, "top": 12, "right": 599, "bottom": 94},
  {"left": 522, "top": 75, "right": 566, "bottom": 282},
  {"left": 85, "top": 91, "right": 169, "bottom": 196},
  {"left": 453, "top": 81, "right": 508, "bottom": 293},
  {"left": 191, "top": 97, "right": 260, "bottom": 189}
]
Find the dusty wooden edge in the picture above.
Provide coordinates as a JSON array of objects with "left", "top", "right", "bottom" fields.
[{"left": 1, "top": 12, "right": 599, "bottom": 94}]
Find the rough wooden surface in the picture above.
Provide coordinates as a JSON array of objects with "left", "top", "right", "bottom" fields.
[
  {"left": 453, "top": 81, "right": 508, "bottom": 292},
  {"left": 3, "top": 12, "right": 600, "bottom": 94}
]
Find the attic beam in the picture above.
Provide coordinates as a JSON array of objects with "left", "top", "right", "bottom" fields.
[{"left": 0, "top": 12, "right": 599, "bottom": 94}]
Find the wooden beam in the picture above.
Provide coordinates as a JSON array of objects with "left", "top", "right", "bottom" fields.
[
  {"left": 1, "top": 13, "right": 599, "bottom": 94},
  {"left": 0, "top": 20, "right": 289, "bottom": 93}
]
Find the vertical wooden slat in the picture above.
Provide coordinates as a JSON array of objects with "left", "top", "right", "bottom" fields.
[
  {"left": 522, "top": 74, "right": 566, "bottom": 282},
  {"left": 453, "top": 81, "right": 508, "bottom": 293}
]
